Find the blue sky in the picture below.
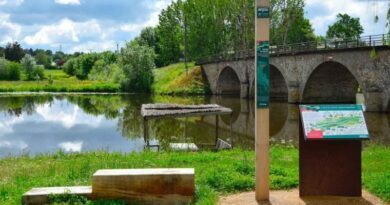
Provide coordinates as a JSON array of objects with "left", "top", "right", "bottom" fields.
[{"left": 0, "top": 0, "right": 388, "bottom": 53}]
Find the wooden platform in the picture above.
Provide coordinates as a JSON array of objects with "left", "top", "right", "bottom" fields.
[
  {"left": 22, "top": 186, "right": 92, "bottom": 205},
  {"left": 22, "top": 168, "right": 195, "bottom": 205},
  {"left": 92, "top": 168, "right": 195, "bottom": 205}
]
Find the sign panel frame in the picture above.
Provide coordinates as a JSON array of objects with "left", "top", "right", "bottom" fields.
[
  {"left": 299, "top": 104, "right": 369, "bottom": 141},
  {"left": 257, "top": 7, "right": 270, "bottom": 18}
]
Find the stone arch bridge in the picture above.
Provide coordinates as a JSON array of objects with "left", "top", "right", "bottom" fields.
[{"left": 199, "top": 46, "right": 390, "bottom": 112}]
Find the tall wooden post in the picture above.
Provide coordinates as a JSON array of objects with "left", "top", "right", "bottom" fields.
[{"left": 255, "top": 0, "right": 270, "bottom": 202}]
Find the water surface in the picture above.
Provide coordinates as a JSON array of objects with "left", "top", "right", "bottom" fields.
[{"left": 0, "top": 94, "right": 388, "bottom": 158}]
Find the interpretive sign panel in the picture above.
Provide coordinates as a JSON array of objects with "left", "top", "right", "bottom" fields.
[
  {"left": 256, "top": 41, "right": 270, "bottom": 108},
  {"left": 299, "top": 104, "right": 369, "bottom": 140}
]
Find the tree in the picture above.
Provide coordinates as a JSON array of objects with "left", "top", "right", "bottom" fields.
[
  {"left": 20, "top": 54, "right": 37, "bottom": 80},
  {"left": 119, "top": 41, "right": 155, "bottom": 92},
  {"left": 5, "top": 42, "right": 25, "bottom": 62},
  {"left": 270, "top": 0, "right": 315, "bottom": 45},
  {"left": 35, "top": 49, "right": 52, "bottom": 69},
  {"left": 387, "top": 5, "right": 390, "bottom": 34},
  {"left": 326, "top": 13, "right": 364, "bottom": 40},
  {"left": 0, "top": 47, "right": 4, "bottom": 57},
  {"left": 156, "top": 0, "right": 184, "bottom": 66}
]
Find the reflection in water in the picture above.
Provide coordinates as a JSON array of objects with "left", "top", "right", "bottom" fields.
[{"left": 0, "top": 94, "right": 388, "bottom": 158}]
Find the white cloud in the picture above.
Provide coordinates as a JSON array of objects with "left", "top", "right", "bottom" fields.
[
  {"left": 24, "top": 18, "right": 102, "bottom": 46},
  {"left": 35, "top": 100, "right": 103, "bottom": 129},
  {"left": 306, "top": 0, "right": 388, "bottom": 36},
  {"left": 0, "top": 115, "right": 24, "bottom": 137},
  {"left": 69, "top": 40, "right": 117, "bottom": 53},
  {"left": 54, "top": 0, "right": 80, "bottom": 5},
  {"left": 121, "top": 0, "right": 171, "bottom": 33},
  {"left": 0, "top": 140, "right": 28, "bottom": 150},
  {"left": 0, "top": 13, "right": 21, "bottom": 44},
  {"left": 59, "top": 141, "right": 83, "bottom": 152},
  {"left": 0, "top": 0, "right": 24, "bottom": 6}
]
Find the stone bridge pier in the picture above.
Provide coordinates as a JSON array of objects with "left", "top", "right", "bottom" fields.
[{"left": 200, "top": 47, "right": 390, "bottom": 112}]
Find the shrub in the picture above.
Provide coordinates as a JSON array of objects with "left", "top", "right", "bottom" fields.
[
  {"left": 33, "top": 65, "right": 45, "bottom": 80},
  {"left": 75, "top": 53, "right": 100, "bottom": 80},
  {"left": 88, "top": 61, "right": 124, "bottom": 83},
  {"left": 6, "top": 61, "right": 21, "bottom": 80},
  {"left": 119, "top": 42, "right": 155, "bottom": 92},
  {"left": 63, "top": 58, "right": 76, "bottom": 76},
  {"left": 0, "top": 58, "right": 21, "bottom": 80}
]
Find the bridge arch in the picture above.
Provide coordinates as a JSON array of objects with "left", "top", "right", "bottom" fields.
[
  {"left": 270, "top": 64, "right": 288, "bottom": 102},
  {"left": 302, "top": 61, "right": 362, "bottom": 103},
  {"left": 216, "top": 66, "right": 241, "bottom": 96}
]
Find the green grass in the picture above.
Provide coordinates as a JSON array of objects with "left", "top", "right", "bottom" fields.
[
  {"left": 0, "top": 145, "right": 388, "bottom": 204},
  {"left": 152, "top": 63, "right": 210, "bottom": 95},
  {"left": 0, "top": 70, "right": 120, "bottom": 93}
]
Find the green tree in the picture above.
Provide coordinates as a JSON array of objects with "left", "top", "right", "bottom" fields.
[
  {"left": 20, "top": 54, "right": 36, "bottom": 80},
  {"left": 119, "top": 41, "right": 155, "bottom": 92},
  {"left": 0, "top": 47, "right": 4, "bottom": 57},
  {"left": 35, "top": 49, "right": 52, "bottom": 69},
  {"left": 74, "top": 53, "right": 100, "bottom": 80},
  {"left": 270, "top": 0, "right": 315, "bottom": 45},
  {"left": 326, "top": 13, "right": 364, "bottom": 40},
  {"left": 156, "top": 0, "right": 184, "bottom": 66},
  {"left": 5, "top": 42, "right": 25, "bottom": 62}
]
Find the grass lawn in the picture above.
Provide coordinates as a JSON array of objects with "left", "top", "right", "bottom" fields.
[
  {"left": 152, "top": 63, "right": 210, "bottom": 95},
  {"left": 0, "top": 145, "right": 388, "bottom": 204},
  {"left": 0, "top": 70, "right": 120, "bottom": 93}
]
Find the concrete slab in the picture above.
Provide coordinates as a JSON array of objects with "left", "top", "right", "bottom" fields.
[{"left": 218, "top": 189, "right": 388, "bottom": 205}]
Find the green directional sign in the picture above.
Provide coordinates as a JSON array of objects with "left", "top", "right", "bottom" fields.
[
  {"left": 299, "top": 104, "right": 370, "bottom": 140},
  {"left": 257, "top": 7, "right": 270, "bottom": 18},
  {"left": 256, "top": 41, "right": 270, "bottom": 108}
]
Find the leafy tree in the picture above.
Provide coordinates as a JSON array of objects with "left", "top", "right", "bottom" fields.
[
  {"left": 270, "top": 0, "right": 315, "bottom": 45},
  {"left": 137, "top": 27, "right": 158, "bottom": 49},
  {"left": 53, "top": 51, "right": 66, "bottom": 67},
  {"left": 5, "top": 42, "right": 25, "bottom": 62},
  {"left": 156, "top": 0, "right": 184, "bottom": 66},
  {"left": 119, "top": 41, "right": 155, "bottom": 92},
  {"left": 74, "top": 53, "right": 100, "bottom": 80},
  {"left": 63, "top": 58, "right": 76, "bottom": 76},
  {"left": 20, "top": 54, "right": 45, "bottom": 80},
  {"left": 326, "top": 13, "right": 364, "bottom": 40},
  {"left": 6, "top": 61, "right": 22, "bottom": 80},
  {"left": 35, "top": 49, "right": 52, "bottom": 69},
  {"left": 88, "top": 60, "right": 124, "bottom": 83},
  {"left": 20, "top": 54, "right": 36, "bottom": 80}
]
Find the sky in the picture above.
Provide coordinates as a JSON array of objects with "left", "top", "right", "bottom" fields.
[{"left": 0, "top": 0, "right": 388, "bottom": 53}]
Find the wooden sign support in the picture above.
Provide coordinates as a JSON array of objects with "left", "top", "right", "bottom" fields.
[{"left": 255, "top": 0, "right": 270, "bottom": 202}]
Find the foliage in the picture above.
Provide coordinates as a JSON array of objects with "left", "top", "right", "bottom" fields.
[
  {"left": 21, "top": 54, "right": 37, "bottom": 80},
  {"left": 0, "top": 58, "right": 21, "bottom": 80},
  {"left": 88, "top": 61, "right": 124, "bottom": 83},
  {"left": 0, "top": 70, "right": 120, "bottom": 92},
  {"left": 326, "top": 13, "right": 364, "bottom": 40},
  {"left": 35, "top": 49, "right": 52, "bottom": 69},
  {"left": 370, "top": 48, "right": 378, "bottom": 60},
  {"left": 74, "top": 53, "right": 100, "bottom": 80},
  {"left": 152, "top": 63, "right": 210, "bottom": 95},
  {"left": 270, "top": 0, "right": 316, "bottom": 45},
  {"left": 63, "top": 58, "right": 76, "bottom": 76},
  {"left": 156, "top": 0, "right": 184, "bottom": 66},
  {"left": 4, "top": 42, "right": 25, "bottom": 62},
  {"left": 119, "top": 42, "right": 155, "bottom": 92}
]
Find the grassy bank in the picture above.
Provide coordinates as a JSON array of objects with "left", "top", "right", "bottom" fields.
[
  {"left": 0, "top": 70, "right": 120, "bottom": 93},
  {"left": 0, "top": 145, "right": 388, "bottom": 204},
  {"left": 152, "top": 63, "right": 210, "bottom": 95}
]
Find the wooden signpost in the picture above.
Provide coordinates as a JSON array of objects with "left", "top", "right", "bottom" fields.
[{"left": 255, "top": 0, "right": 270, "bottom": 202}]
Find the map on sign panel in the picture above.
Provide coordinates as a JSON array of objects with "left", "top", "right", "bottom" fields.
[{"left": 299, "top": 105, "right": 369, "bottom": 140}]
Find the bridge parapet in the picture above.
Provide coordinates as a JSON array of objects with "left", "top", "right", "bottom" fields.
[{"left": 197, "top": 34, "right": 390, "bottom": 65}]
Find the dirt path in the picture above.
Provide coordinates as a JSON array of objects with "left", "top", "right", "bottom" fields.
[{"left": 219, "top": 189, "right": 388, "bottom": 205}]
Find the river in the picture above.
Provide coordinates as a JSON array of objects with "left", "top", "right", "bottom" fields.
[{"left": 0, "top": 94, "right": 388, "bottom": 158}]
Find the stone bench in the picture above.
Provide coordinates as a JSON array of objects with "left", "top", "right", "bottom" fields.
[
  {"left": 92, "top": 168, "right": 195, "bottom": 205},
  {"left": 22, "top": 186, "right": 92, "bottom": 205}
]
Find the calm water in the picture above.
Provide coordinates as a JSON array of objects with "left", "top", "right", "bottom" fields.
[{"left": 0, "top": 94, "right": 388, "bottom": 158}]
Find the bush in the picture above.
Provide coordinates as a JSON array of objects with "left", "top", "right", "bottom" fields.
[
  {"left": 33, "top": 65, "right": 45, "bottom": 80},
  {"left": 0, "top": 58, "right": 21, "bottom": 80},
  {"left": 6, "top": 61, "right": 21, "bottom": 80},
  {"left": 88, "top": 61, "right": 124, "bottom": 83},
  {"left": 75, "top": 53, "right": 100, "bottom": 80},
  {"left": 119, "top": 42, "right": 155, "bottom": 92},
  {"left": 63, "top": 58, "right": 76, "bottom": 76}
]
